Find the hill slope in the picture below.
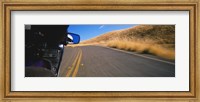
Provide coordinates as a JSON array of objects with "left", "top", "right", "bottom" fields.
[{"left": 81, "top": 25, "right": 175, "bottom": 60}]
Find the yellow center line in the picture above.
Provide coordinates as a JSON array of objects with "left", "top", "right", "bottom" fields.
[
  {"left": 66, "top": 48, "right": 81, "bottom": 77},
  {"left": 59, "top": 47, "right": 75, "bottom": 76},
  {"left": 72, "top": 49, "right": 83, "bottom": 77}
]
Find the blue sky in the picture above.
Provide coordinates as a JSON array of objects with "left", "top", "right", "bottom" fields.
[{"left": 68, "top": 25, "right": 137, "bottom": 41}]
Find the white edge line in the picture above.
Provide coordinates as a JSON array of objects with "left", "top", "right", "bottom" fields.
[{"left": 96, "top": 45, "right": 175, "bottom": 65}]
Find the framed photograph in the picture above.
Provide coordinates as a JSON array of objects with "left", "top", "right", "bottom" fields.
[{"left": 1, "top": 0, "right": 199, "bottom": 101}]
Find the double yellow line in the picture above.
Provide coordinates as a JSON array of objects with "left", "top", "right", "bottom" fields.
[{"left": 66, "top": 48, "right": 82, "bottom": 77}]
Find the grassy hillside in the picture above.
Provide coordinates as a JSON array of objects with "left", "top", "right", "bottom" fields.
[{"left": 81, "top": 25, "right": 175, "bottom": 60}]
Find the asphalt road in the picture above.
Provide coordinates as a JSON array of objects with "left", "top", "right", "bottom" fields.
[{"left": 58, "top": 45, "right": 175, "bottom": 77}]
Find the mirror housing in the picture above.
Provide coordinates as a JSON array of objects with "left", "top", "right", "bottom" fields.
[{"left": 67, "top": 33, "right": 80, "bottom": 44}]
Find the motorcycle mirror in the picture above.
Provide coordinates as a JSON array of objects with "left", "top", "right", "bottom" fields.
[{"left": 67, "top": 33, "right": 80, "bottom": 44}]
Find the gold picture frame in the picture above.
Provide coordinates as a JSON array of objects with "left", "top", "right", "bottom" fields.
[{"left": 0, "top": 0, "right": 199, "bottom": 101}]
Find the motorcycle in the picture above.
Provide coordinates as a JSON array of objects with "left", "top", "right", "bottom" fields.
[{"left": 25, "top": 25, "right": 80, "bottom": 77}]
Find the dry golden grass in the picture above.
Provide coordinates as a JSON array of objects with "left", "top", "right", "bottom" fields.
[
  {"left": 106, "top": 38, "right": 175, "bottom": 60},
  {"left": 81, "top": 25, "right": 175, "bottom": 60}
]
